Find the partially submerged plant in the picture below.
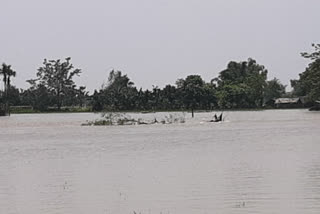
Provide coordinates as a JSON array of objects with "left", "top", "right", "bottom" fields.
[
  {"left": 82, "top": 112, "right": 135, "bottom": 126},
  {"left": 82, "top": 112, "right": 186, "bottom": 126},
  {"left": 164, "top": 113, "right": 186, "bottom": 124}
]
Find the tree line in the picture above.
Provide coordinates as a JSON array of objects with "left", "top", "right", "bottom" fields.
[
  {"left": 1, "top": 44, "right": 319, "bottom": 113},
  {"left": 91, "top": 59, "right": 285, "bottom": 112}
]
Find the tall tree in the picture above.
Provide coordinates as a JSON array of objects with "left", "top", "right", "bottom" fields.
[
  {"left": 291, "top": 44, "right": 320, "bottom": 102},
  {"left": 0, "top": 64, "right": 8, "bottom": 94},
  {"left": 216, "top": 58, "right": 268, "bottom": 108},
  {"left": 28, "top": 57, "right": 82, "bottom": 110},
  {"left": 0, "top": 63, "right": 16, "bottom": 115},
  {"left": 177, "top": 75, "right": 206, "bottom": 117},
  {"left": 0, "top": 63, "right": 16, "bottom": 97},
  {"left": 101, "top": 70, "right": 137, "bottom": 110}
]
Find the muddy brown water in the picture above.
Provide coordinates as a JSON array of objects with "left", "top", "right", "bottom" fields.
[{"left": 0, "top": 110, "right": 320, "bottom": 214}]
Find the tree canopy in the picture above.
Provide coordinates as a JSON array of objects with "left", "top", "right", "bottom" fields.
[
  {"left": 291, "top": 44, "right": 320, "bottom": 102},
  {"left": 264, "top": 78, "right": 286, "bottom": 104},
  {"left": 215, "top": 58, "right": 268, "bottom": 108},
  {"left": 1, "top": 56, "right": 291, "bottom": 113},
  {"left": 27, "top": 57, "right": 87, "bottom": 110}
]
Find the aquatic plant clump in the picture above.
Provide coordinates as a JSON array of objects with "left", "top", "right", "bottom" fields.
[
  {"left": 82, "top": 112, "right": 135, "bottom": 126},
  {"left": 82, "top": 112, "right": 186, "bottom": 126},
  {"left": 163, "top": 113, "right": 186, "bottom": 124}
]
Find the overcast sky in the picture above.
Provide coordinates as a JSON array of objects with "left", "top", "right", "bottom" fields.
[{"left": 1, "top": 0, "right": 319, "bottom": 92}]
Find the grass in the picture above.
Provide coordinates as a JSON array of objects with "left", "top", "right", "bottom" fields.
[{"left": 10, "top": 106, "right": 92, "bottom": 114}]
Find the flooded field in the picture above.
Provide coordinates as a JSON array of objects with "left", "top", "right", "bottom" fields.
[{"left": 0, "top": 110, "right": 320, "bottom": 214}]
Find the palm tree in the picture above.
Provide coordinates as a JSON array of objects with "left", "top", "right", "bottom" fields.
[
  {"left": 0, "top": 64, "right": 8, "bottom": 94},
  {"left": 6, "top": 67, "right": 16, "bottom": 95},
  {"left": 0, "top": 63, "right": 16, "bottom": 115}
]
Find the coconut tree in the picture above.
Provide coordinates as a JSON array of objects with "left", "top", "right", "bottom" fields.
[
  {"left": 6, "top": 66, "right": 16, "bottom": 97},
  {"left": 0, "top": 64, "right": 8, "bottom": 93},
  {"left": 0, "top": 63, "right": 16, "bottom": 115}
]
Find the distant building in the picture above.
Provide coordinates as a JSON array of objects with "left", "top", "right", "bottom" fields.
[{"left": 275, "top": 98, "right": 304, "bottom": 108}]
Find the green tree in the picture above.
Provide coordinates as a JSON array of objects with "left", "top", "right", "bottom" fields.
[
  {"left": 216, "top": 58, "right": 268, "bottom": 108},
  {"left": 159, "top": 84, "right": 180, "bottom": 110},
  {"left": 291, "top": 44, "right": 320, "bottom": 102},
  {"left": 101, "top": 70, "right": 137, "bottom": 110},
  {"left": 0, "top": 64, "right": 9, "bottom": 95},
  {"left": 76, "top": 86, "right": 89, "bottom": 107},
  {"left": 28, "top": 57, "right": 82, "bottom": 110},
  {"left": 0, "top": 63, "right": 16, "bottom": 97},
  {"left": 6, "top": 86, "right": 21, "bottom": 106},
  {"left": 264, "top": 78, "right": 286, "bottom": 105},
  {"left": 217, "top": 84, "right": 251, "bottom": 108},
  {"left": 21, "top": 84, "right": 52, "bottom": 111},
  {"left": 177, "top": 75, "right": 206, "bottom": 117},
  {"left": 91, "top": 90, "right": 103, "bottom": 111},
  {"left": 0, "top": 63, "right": 16, "bottom": 114}
]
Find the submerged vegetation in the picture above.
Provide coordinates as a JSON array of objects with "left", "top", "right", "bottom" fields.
[
  {"left": 1, "top": 43, "right": 320, "bottom": 116},
  {"left": 82, "top": 112, "right": 186, "bottom": 126}
]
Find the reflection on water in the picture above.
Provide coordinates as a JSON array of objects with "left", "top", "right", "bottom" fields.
[{"left": 0, "top": 110, "right": 320, "bottom": 214}]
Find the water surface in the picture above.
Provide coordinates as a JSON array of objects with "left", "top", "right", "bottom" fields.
[{"left": 0, "top": 110, "right": 320, "bottom": 214}]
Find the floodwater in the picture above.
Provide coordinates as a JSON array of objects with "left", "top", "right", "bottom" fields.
[{"left": 0, "top": 110, "right": 320, "bottom": 214}]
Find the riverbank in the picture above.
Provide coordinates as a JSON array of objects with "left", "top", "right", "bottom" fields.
[
  {"left": 9, "top": 106, "right": 92, "bottom": 114},
  {"left": 7, "top": 106, "right": 310, "bottom": 115}
]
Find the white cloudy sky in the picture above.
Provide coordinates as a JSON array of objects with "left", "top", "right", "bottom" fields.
[{"left": 1, "top": 0, "right": 319, "bottom": 92}]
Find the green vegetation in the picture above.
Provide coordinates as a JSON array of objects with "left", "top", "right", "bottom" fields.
[
  {"left": 82, "top": 112, "right": 186, "bottom": 126},
  {"left": 291, "top": 44, "right": 320, "bottom": 106},
  {"left": 92, "top": 59, "right": 284, "bottom": 115},
  {"left": 26, "top": 58, "right": 87, "bottom": 111},
  {"left": 0, "top": 63, "right": 16, "bottom": 115},
  {"left": 215, "top": 58, "right": 268, "bottom": 108},
  {"left": 1, "top": 44, "right": 320, "bottom": 116},
  {"left": 9, "top": 106, "right": 91, "bottom": 114},
  {"left": 264, "top": 78, "right": 286, "bottom": 105}
]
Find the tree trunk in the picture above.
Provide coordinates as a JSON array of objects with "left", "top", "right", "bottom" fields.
[
  {"left": 7, "top": 83, "right": 10, "bottom": 116},
  {"left": 5, "top": 82, "right": 9, "bottom": 116},
  {"left": 191, "top": 108, "right": 194, "bottom": 118},
  {"left": 57, "top": 90, "right": 61, "bottom": 110}
]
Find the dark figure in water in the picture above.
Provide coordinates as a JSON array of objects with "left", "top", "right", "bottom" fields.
[{"left": 211, "top": 113, "right": 223, "bottom": 122}]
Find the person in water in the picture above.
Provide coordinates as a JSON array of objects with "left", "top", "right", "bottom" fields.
[{"left": 212, "top": 113, "right": 223, "bottom": 122}]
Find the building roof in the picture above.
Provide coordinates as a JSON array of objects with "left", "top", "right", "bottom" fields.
[{"left": 275, "top": 98, "right": 301, "bottom": 104}]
